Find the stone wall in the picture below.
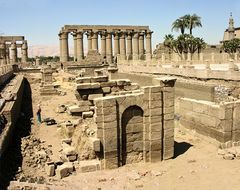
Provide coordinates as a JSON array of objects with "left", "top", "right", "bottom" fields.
[
  {"left": 177, "top": 98, "right": 240, "bottom": 144},
  {"left": 0, "top": 75, "right": 24, "bottom": 158},
  {"left": 117, "top": 61, "right": 240, "bottom": 81},
  {"left": 93, "top": 77, "right": 175, "bottom": 169}
]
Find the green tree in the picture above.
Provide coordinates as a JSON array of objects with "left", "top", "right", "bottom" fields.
[
  {"left": 171, "top": 18, "right": 188, "bottom": 34},
  {"left": 163, "top": 34, "right": 206, "bottom": 59},
  {"left": 223, "top": 38, "right": 240, "bottom": 57},
  {"left": 183, "top": 14, "right": 202, "bottom": 35},
  {"left": 172, "top": 14, "right": 202, "bottom": 35}
]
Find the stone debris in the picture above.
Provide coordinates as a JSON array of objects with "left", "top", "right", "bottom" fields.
[
  {"left": 218, "top": 146, "right": 240, "bottom": 160},
  {"left": 55, "top": 162, "right": 74, "bottom": 179},
  {"left": 21, "top": 135, "right": 52, "bottom": 169}
]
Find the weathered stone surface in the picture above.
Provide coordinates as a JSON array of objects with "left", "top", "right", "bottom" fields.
[
  {"left": 55, "top": 162, "right": 74, "bottom": 179},
  {"left": 76, "top": 83, "right": 100, "bottom": 90},
  {"left": 45, "top": 164, "right": 55, "bottom": 176},
  {"left": 88, "top": 94, "right": 103, "bottom": 101},
  {"left": 102, "top": 87, "right": 111, "bottom": 94},
  {"left": 68, "top": 105, "right": 89, "bottom": 113},
  {"left": 82, "top": 111, "right": 94, "bottom": 118}
]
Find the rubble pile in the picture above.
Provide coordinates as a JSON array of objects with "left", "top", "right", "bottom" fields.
[{"left": 21, "top": 135, "right": 52, "bottom": 168}]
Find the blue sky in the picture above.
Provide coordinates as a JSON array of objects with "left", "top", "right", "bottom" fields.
[{"left": 1, "top": 0, "right": 240, "bottom": 48}]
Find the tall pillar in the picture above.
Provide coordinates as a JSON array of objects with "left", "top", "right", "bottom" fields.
[
  {"left": 72, "top": 33, "right": 77, "bottom": 62},
  {"left": 119, "top": 31, "right": 126, "bottom": 60},
  {"left": 0, "top": 43, "right": 6, "bottom": 65},
  {"left": 59, "top": 33, "right": 63, "bottom": 62},
  {"left": 92, "top": 31, "right": 98, "bottom": 51},
  {"left": 61, "top": 32, "right": 69, "bottom": 62},
  {"left": 76, "top": 31, "right": 84, "bottom": 61},
  {"left": 146, "top": 31, "right": 153, "bottom": 60},
  {"left": 132, "top": 32, "right": 139, "bottom": 60},
  {"left": 100, "top": 31, "right": 107, "bottom": 58},
  {"left": 6, "top": 47, "right": 10, "bottom": 64},
  {"left": 106, "top": 32, "right": 113, "bottom": 64},
  {"left": 139, "top": 32, "right": 145, "bottom": 59},
  {"left": 126, "top": 32, "right": 133, "bottom": 60},
  {"left": 10, "top": 42, "right": 17, "bottom": 63},
  {"left": 21, "top": 40, "right": 28, "bottom": 63},
  {"left": 87, "top": 31, "right": 92, "bottom": 52},
  {"left": 113, "top": 32, "right": 120, "bottom": 57}
]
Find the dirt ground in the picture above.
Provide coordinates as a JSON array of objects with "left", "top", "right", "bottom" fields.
[{"left": 19, "top": 71, "right": 240, "bottom": 190}]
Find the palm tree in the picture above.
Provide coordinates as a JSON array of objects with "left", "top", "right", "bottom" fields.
[
  {"left": 171, "top": 18, "right": 188, "bottom": 34},
  {"left": 182, "top": 14, "right": 202, "bottom": 35}
]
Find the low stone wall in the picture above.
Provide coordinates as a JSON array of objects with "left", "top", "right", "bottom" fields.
[
  {"left": 177, "top": 98, "right": 240, "bottom": 144},
  {"left": 0, "top": 75, "right": 24, "bottom": 158},
  {"left": 117, "top": 62, "right": 240, "bottom": 81},
  {"left": 175, "top": 81, "right": 215, "bottom": 101}
]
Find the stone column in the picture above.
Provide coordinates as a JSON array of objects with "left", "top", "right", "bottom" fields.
[
  {"left": 87, "top": 31, "right": 92, "bottom": 51},
  {"left": 76, "top": 31, "right": 84, "bottom": 61},
  {"left": 126, "top": 32, "right": 133, "bottom": 60},
  {"left": 72, "top": 33, "right": 77, "bottom": 62},
  {"left": 10, "top": 42, "right": 17, "bottom": 63},
  {"left": 100, "top": 31, "right": 107, "bottom": 58},
  {"left": 61, "top": 32, "right": 69, "bottom": 62},
  {"left": 106, "top": 32, "right": 113, "bottom": 64},
  {"left": 91, "top": 31, "right": 98, "bottom": 51},
  {"left": 146, "top": 31, "right": 153, "bottom": 60},
  {"left": 119, "top": 31, "right": 126, "bottom": 60},
  {"left": 139, "top": 32, "right": 145, "bottom": 59},
  {"left": 5, "top": 46, "right": 10, "bottom": 64},
  {"left": 0, "top": 43, "right": 6, "bottom": 65},
  {"left": 59, "top": 33, "right": 63, "bottom": 62},
  {"left": 21, "top": 40, "right": 28, "bottom": 63},
  {"left": 113, "top": 32, "right": 120, "bottom": 57},
  {"left": 132, "top": 32, "right": 139, "bottom": 60}
]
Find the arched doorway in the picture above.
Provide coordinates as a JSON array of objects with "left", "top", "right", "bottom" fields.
[{"left": 121, "top": 106, "right": 143, "bottom": 165}]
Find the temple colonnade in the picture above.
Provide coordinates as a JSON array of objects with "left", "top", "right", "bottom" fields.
[{"left": 59, "top": 25, "right": 153, "bottom": 63}]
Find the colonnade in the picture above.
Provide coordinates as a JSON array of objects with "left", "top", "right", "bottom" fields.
[
  {"left": 0, "top": 40, "right": 28, "bottom": 65},
  {"left": 59, "top": 28, "right": 153, "bottom": 63}
]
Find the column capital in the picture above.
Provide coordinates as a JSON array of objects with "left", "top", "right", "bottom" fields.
[
  {"left": 113, "top": 31, "right": 120, "bottom": 40},
  {"left": 100, "top": 31, "right": 107, "bottom": 38},
  {"left": 145, "top": 31, "right": 153, "bottom": 38},
  {"left": 76, "top": 31, "right": 84, "bottom": 39},
  {"left": 119, "top": 31, "right": 127, "bottom": 39},
  {"left": 22, "top": 40, "right": 28, "bottom": 49},
  {"left": 61, "top": 32, "right": 69, "bottom": 39},
  {"left": 133, "top": 31, "right": 139, "bottom": 39},
  {"left": 106, "top": 31, "right": 112, "bottom": 39},
  {"left": 91, "top": 31, "right": 99, "bottom": 39}
]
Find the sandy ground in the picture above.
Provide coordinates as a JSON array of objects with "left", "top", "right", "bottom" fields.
[{"left": 22, "top": 71, "right": 240, "bottom": 190}]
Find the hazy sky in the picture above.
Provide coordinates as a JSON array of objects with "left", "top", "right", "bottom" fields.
[{"left": 1, "top": 0, "right": 240, "bottom": 48}]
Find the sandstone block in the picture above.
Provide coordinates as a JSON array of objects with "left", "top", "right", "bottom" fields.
[
  {"left": 45, "top": 164, "right": 55, "bottom": 177},
  {"left": 55, "top": 162, "right": 74, "bottom": 179},
  {"left": 88, "top": 94, "right": 103, "bottom": 101},
  {"left": 102, "top": 87, "right": 111, "bottom": 94},
  {"left": 76, "top": 83, "right": 100, "bottom": 90},
  {"left": 82, "top": 111, "right": 94, "bottom": 118},
  {"left": 75, "top": 77, "right": 91, "bottom": 83},
  {"left": 90, "top": 137, "right": 101, "bottom": 152},
  {"left": 68, "top": 105, "right": 89, "bottom": 114},
  {"left": 91, "top": 76, "right": 108, "bottom": 83},
  {"left": 100, "top": 81, "right": 117, "bottom": 87}
]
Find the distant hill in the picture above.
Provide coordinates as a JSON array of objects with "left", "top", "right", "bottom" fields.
[{"left": 28, "top": 45, "right": 74, "bottom": 57}]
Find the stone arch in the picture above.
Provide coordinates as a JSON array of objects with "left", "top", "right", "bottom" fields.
[{"left": 121, "top": 105, "right": 144, "bottom": 165}]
